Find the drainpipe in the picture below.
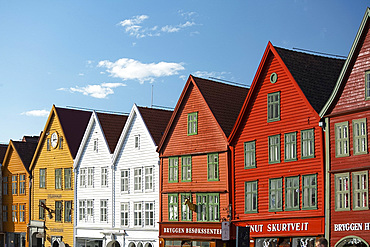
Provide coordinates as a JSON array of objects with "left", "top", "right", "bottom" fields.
[{"left": 324, "top": 117, "right": 331, "bottom": 240}]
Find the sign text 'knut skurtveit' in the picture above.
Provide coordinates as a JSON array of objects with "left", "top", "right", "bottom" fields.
[
  {"left": 334, "top": 222, "right": 370, "bottom": 231},
  {"left": 249, "top": 222, "right": 309, "bottom": 233}
]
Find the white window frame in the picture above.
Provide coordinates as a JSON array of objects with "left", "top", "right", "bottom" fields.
[
  {"left": 120, "top": 202, "right": 129, "bottom": 227},
  {"left": 121, "top": 169, "right": 129, "bottom": 193},
  {"left": 353, "top": 119, "right": 367, "bottom": 155},
  {"left": 134, "top": 202, "right": 142, "bottom": 226},
  {"left": 101, "top": 167, "right": 108, "bottom": 187},
  {"left": 100, "top": 199, "right": 108, "bottom": 222},
  {"left": 87, "top": 167, "right": 94, "bottom": 187},
  {"left": 134, "top": 135, "right": 140, "bottom": 149},
  {"left": 134, "top": 168, "right": 142, "bottom": 192},
  {"left": 80, "top": 168, "right": 86, "bottom": 187},
  {"left": 335, "top": 173, "right": 350, "bottom": 211},
  {"left": 352, "top": 171, "right": 368, "bottom": 210},
  {"left": 145, "top": 202, "right": 154, "bottom": 227},
  {"left": 145, "top": 167, "right": 153, "bottom": 191}
]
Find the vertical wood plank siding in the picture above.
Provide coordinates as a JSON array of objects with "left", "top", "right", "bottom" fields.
[{"left": 233, "top": 52, "right": 324, "bottom": 221}]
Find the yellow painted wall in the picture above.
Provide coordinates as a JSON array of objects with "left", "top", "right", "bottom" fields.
[{"left": 31, "top": 113, "right": 75, "bottom": 247}]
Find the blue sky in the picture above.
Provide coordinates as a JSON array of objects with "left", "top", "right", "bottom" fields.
[{"left": 0, "top": 0, "right": 368, "bottom": 143}]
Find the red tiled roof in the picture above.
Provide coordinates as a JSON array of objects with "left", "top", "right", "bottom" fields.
[
  {"left": 96, "top": 112, "right": 128, "bottom": 153},
  {"left": 192, "top": 76, "right": 250, "bottom": 137},
  {"left": 55, "top": 107, "right": 92, "bottom": 159},
  {"left": 137, "top": 107, "right": 173, "bottom": 145}
]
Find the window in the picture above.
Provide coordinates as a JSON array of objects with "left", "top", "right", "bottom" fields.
[
  {"left": 40, "top": 169, "right": 46, "bottom": 188},
  {"left": 47, "top": 139, "right": 51, "bottom": 151},
  {"left": 134, "top": 168, "right": 142, "bottom": 192},
  {"left": 285, "top": 133, "right": 297, "bottom": 161},
  {"left": 121, "top": 202, "right": 129, "bottom": 226},
  {"left": 196, "top": 193, "right": 219, "bottom": 222},
  {"left": 335, "top": 122, "right": 349, "bottom": 157},
  {"left": 267, "top": 92, "right": 280, "bottom": 122},
  {"left": 12, "top": 175, "right": 17, "bottom": 195},
  {"left": 55, "top": 169, "right": 62, "bottom": 189},
  {"left": 87, "top": 200, "right": 94, "bottom": 221},
  {"left": 79, "top": 200, "right": 86, "bottom": 221},
  {"left": 365, "top": 70, "right": 370, "bottom": 100},
  {"left": 3, "top": 176, "right": 8, "bottom": 195},
  {"left": 145, "top": 202, "right": 154, "bottom": 226},
  {"left": 135, "top": 135, "right": 140, "bottom": 149},
  {"left": 269, "top": 178, "right": 282, "bottom": 212},
  {"left": 19, "top": 204, "right": 25, "bottom": 222},
  {"left": 244, "top": 141, "right": 256, "bottom": 168},
  {"left": 121, "top": 169, "right": 129, "bottom": 192},
  {"left": 352, "top": 171, "right": 368, "bottom": 210},
  {"left": 19, "top": 174, "right": 26, "bottom": 195},
  {"left": 169, "top": 157, "right": 178, "bottom": 183},
  {"left": 55, "top": 201, "right": 62, "bottom": 222},
  {"left": 335, "top": 173, "right": 350, "bottom": 211},
  {"left": 181, "top": 193, "right": 192, "bottom": 221},
  {"left": 64, "top": 168, "right": 71, "bottom": 189},
  {"left": 65, "top": 201, "right": 72, "bottom": 222},
  {"left": 245, "top": 181, "right": 258, "bottom": 213},
  {"left": 3, "top": 205, "right": 8, "bottom": 222},
  {"left": 87, "top": 168, "right": 94, "bottom": 187},
  {"left": 187, "top": 112, "right": 198, "bottom": 135},
  {"left": 59, "top": 136, "right": 63, "bottom": 150},
  {"left": 134, "top": 202, "right": 142, "bottom": 226},
  {"left": 145, "top": 167, "right": 153, "bottom": 191},
  {"left": 12, "top": 204, "right": 17, "bottom": 222},
  {"left": 168, "top": 194, "right": 178, "bottom": 221},
  {"left": 353, "top": 119, "right": 367, "bottom": 155},
  {"left": 301, "top": 129, "right": 315, "bottom": 159},
  {"left": 94, "top": 138, "right": 98, "bottom": 152},
  {"left": 302, "top": 174, "right": 317, "bottom": 210},
  {"left": 207, "top": 153, "right": 219, "bottom": 181},
  {"left": 101, "top": 167, "right": 108, "bottom": 187},
  {"left": 285, "top": 176, "right": 299, "bottom": 210},
  {"left": 268, "top": 135, "right": 280, "bottom": 164},
  {"left": 39, "top": 200, "right": 45, "bottom": 220},
  {"left": 80, "top": 168, "right": 86, "bottom": 187},
  {"left": 181, "top": 156, "right": 192, "bottom": 182},
  {"left": 100, "top": 200, "right": 108, "bottom": 222}
]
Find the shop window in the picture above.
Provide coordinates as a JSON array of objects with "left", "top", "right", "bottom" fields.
[
  {"left": 285, "top": 132, "right": 297, "bottom": 161},
  {"left": 255, "top": 238, "right": 277, "bottom": 247},
  {"left": 181, "top": 156, "right": 192, "bottom": 182},
  {"left": 335, "top": 122, "right": 349, "bottom": 157},
  {"left": 244, "top": 141, "right": 256, "bottom": 168},
  {"left": 187, "top": 112, "right": 198, "bottom": 135},
  {"left": 168, "top": 157, "right": 178, "bottom": 183},
  {"left": 336, "top": 236, "right": 368, "bottom": 247},
  {"left": 292, "top": 237, "right": 316, "bottom": 247},
  {"left": 302, "top": 174, "right": 317, "bottom": 210},
  {"left": 207, "top": 153, "right": 219, "bottom": 181},
  {"left": 335, "top": 173, "right": 350, "bottom": 211},
  {"left": 285, "top": 176, "right": 299, "bottom": 210},
  {"left": 353, "top": 119, "right": 367, "bottom": 155},
  {"left": 267, "top": 92, "right": 280, "bottom": 122},
  {"left": 168, "top": 194, "right": 178, "bottom": 221},
  {"left": 268, "top": 135, "right": 280, "bottom": 164},
  {"left": 196, "top": 193, "right": 219, "bottom": 222},
  {"left": 301, "top": 129, "right": 314, "bottom": 159},
  {"left": 352, "top": 171, "right": 368, "bottom": 210},
  {"left": 181, "top": 193, "right": 192, "bottom": 221},
  {"left": 245, "top": 181, "right": 258, "bottom": 213},
  {"left": 269, "top": 178, "right": 282, "bottom": 212}
]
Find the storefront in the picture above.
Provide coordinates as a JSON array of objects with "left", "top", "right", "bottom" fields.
[
  {"left": 234, "top": 218, "right": 324, "bottom": 247},
  {"left": 159, "top": 223, "right": 231, "bottom": 247},
  {"left": 331, "top": 221, "right": 370, "bottom": 247}
]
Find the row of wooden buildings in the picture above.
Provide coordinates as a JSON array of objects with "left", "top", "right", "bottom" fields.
[{"left": 1, "top": 6, "right": 370, "bottom": 247}]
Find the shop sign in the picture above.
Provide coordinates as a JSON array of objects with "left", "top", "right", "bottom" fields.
[
  {"left": 334, "top": 222, "right": 370, "bottom": 232},
  {"left": 160, "top": 223, "right": 222, "bottom": 238}
]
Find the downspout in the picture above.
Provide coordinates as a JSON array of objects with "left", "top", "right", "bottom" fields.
[
  {"left": 73, "top": 168, "right": 77, "bottom": 247},
  {"left": 28, "top": 174, "right": 32, "bottom": 247},
  {"left": 324, "top": 117, "right": 331, "bottom": 240}
]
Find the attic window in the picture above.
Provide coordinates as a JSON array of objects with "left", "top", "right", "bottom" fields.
[
  {"left": 47, "top": 139, "right": 51, "bottom": 151},
  {"left": 135, "top": 135, "right": 140, "bottom": 149},
  {"left": 270, "top": 73, "right": 278, "bottom": 84},
  {"left": 59, "top": 137, "right": 63, "bottom": 150},
  {"left": 187, "top": 112, "right": 198, "bottom": 136},
  {"left": 94, "top": 138, "right": 98, "bottom": 152}
]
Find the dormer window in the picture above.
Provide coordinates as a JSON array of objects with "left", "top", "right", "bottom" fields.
[{"left": 135, "top": 135, "right": 140, "bottom": 149}]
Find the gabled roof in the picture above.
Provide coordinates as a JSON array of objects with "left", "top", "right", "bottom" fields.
[
  {"left": 137, "top": 106, "right": 173, "bottom": 145},
  {"left": 157, "top": 75, "right": 249, "bottom": 152},
  {"left": 275, "top": 47, "right": 345, "bottom": 113},
  {"left": 11, "top": 140, "right": 38, "bottom": 172},
  {"left": 0, "top": 144, "right": 8, "bottom": 165},
  {"left": 320, "top": 7, "right": 370, "bottom": 117},
  {"left": 96, "top": 112, "right": 128, "bottom": 153},
  {"left": 229, "top": 42, "right": 345, "bottom": 143}
]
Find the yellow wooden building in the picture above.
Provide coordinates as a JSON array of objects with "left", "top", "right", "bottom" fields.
[
  {"left": 29, "top": 106, "right": 91, "bottom": 247},
  {"left": 2, "top": 137, "right": 38, "bottom": 247}
]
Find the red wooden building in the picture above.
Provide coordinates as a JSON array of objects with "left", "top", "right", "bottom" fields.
[
  {"left": 320, "top": 8, "right": 370, "bottom": 247},
  {"left": 157, "top": 75, "right": 249, "bottom": 247},
  {"left": 228, "top": 43, "right": 344, "bottom": 247}
]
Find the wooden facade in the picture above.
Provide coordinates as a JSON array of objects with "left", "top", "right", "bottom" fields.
[
  {"left": 29, "top": 106, "right": 91, "bottom": 247},
  {"left": 157, "top": 75, "right": 248, "bottom": 247},
  {"left": 321, "top": 8, "right": 370, "bottom": 247},
  {"left": 229, "top": 43, "right": 344, "bottom": 247}
]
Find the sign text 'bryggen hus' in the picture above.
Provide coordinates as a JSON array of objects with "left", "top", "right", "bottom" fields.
[
  {"left": 163, "top": 227, "right": 222, "bottom": 236},
  {"left": 334, "top": 223, "right": 370, "bottom": 232}
]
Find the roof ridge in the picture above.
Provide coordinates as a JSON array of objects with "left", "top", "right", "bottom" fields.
[{"left": 274, "top": 46, "right": 346, "bottom": 62}]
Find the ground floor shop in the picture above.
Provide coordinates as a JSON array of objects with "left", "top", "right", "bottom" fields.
[
  {"left": 4, "top": 232, "right": 26, "bottom": 247},
  {"left": 331, "top": 221, "right": 370, "bottom": 247},
  {"left": 159, "top": 222, "right": 232, "bottom": 247},
  {"left": 234, "top": 217, "right": 325, "bottom": 247}
]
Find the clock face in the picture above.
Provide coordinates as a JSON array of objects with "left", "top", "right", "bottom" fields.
[{"left": 51, "top": 132, "right": 58, "bottom": 148}]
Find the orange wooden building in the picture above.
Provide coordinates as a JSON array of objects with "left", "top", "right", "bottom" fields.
[
  {"left": 321, "top": 8, "right": 370, "bottom": 247},
  {"left": 157, "top": 75, "right": 249, "bottom": 247},
  {"left": 0, "top": 143, "right": 9, "bottom": 247},
  {"left": 2, "top": 137, "right": 38, "bottom": 247},
  {"left": 228, "top": 43, "right": 345, "bottom": 247}
]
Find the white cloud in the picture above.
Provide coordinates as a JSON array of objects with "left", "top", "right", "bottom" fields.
[
  {"left": 193, "top": 71, "right": 229, "bottom": 79},
  {"left": 58, "top": 82, "right": 126, "bottom": 99},
  {"left": 79, "top": 73, "right": 84, "bottom": 76},
  {"left": 98, "top": 58, "right": 185, "bottom": 84},
  {"left": 21, "top": 110, "right": 49, "bottom": 117},
  {"left": 178, "top": 10, "right": 197, "bottom": 19},
  {"left": 118, "top": 14, "right": 197, "bottom": 38}
]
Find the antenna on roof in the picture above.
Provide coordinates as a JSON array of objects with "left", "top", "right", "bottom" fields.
[
  {"left": 292, "top": 47, "right": 347, "bottom": 59},
  {"left": 208, "top": 77, "right": 249, "bottom": 87},
  {"left": 66, "top": 106, "right": 129, "bottom": 115}
]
